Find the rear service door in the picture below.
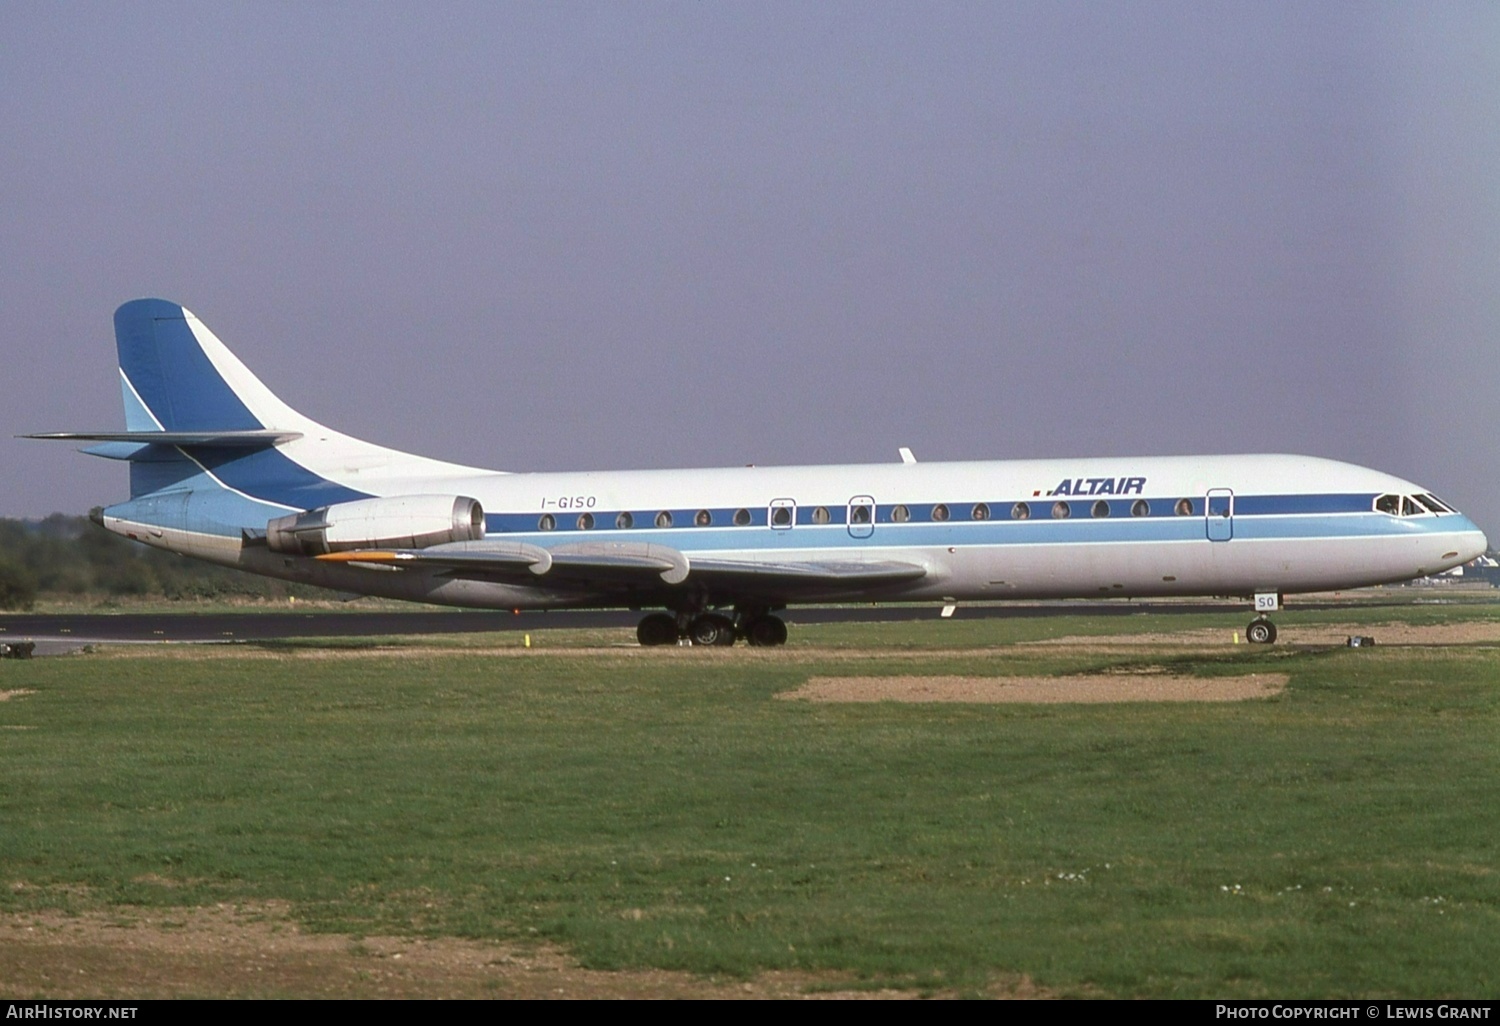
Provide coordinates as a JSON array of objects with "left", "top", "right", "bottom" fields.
[{"left": 1206, "top": 489, "right": 1233, "bottom": 541}]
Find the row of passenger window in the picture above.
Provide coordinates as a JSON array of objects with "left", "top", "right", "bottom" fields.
[
  {"left": 537, "top": 509, "right": 753, "bottom": 531},
  {"left": 533, "top": 497, "right": 1206, "bottom": 532}
]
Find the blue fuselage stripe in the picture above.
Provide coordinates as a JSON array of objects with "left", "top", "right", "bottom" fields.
[{"left": 479, "top": 494, "right": 1465, "bottom": 553}]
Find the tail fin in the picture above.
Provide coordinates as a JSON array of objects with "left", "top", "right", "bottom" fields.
[
  {"left": 114, "top": 299, "right": 318, "bottom": 434},
  {"left": 31, "top": 299, "right": 492, "bottom": 514}
]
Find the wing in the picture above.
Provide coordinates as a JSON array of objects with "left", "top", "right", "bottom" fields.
[{"left": 316, "top": 540, "right": 928, "bottom": 601}]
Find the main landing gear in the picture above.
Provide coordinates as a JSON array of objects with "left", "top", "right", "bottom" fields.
[{"left": 635, "top": 608, "right": 788, "bottom": 647}]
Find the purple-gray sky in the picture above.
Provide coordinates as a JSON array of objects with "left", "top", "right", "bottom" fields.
[{"left": 4, "top": 3, "right": 1497, "bottom": 540}]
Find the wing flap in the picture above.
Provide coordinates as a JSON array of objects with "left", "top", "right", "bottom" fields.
[{"left": 688, "top": 557, "right": 929, "bottom": 585}]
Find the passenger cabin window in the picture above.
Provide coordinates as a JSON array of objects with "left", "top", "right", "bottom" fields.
[
  {"left": 771, "top": 505, "right": 793, "bottom": 527},
  {"left": 655, "top": 511, "right": 673, "bottom": 528},
  {"left": 1052, "top": 501, "right": 1071, "bottom": 519},
  {"left": 1011, "top": 502, "right": 1031, "bottom": 520},
  {"left": 733, "top": 508, "right": 751, "bottom": 526},
  {"left": 811, "top": 506, "right": 831, "bottom": 525},
  {"left": 932, "top": 504, "right": 950, "bottom": 522},
  {"left": 1131, "top": 499, "right": 1149, "bottom": 517},
  {"left": 616, "top": 511, "right": 633, "bottom": 529},
  {"left": 1092, "top": 500, "right": 1109, "bottom": 518},
  {"left": 538, "top": 513, "right": 556, "bottom": 531},
  {"left": 577, "top": 512, "right": 594, "bottom": 530},
  {"left": 890, "top": 504, "right": 910, "bottom": 523},
  {"left": 1175, "top": 498, "right": 1194, "bottom": 516},
  {"left": 971, "top": 503, "right": 990, "bottom": 521},
  {"left": 850, "top": 503, "right": 872, "bottom": 524},
  {"left": 695, "top": 509, "right": 712, "bottom": 526}
]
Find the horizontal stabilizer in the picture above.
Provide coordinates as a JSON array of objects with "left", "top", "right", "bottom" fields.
[{"left": 25, "top": 430, "right": 303, "bottom": 446}]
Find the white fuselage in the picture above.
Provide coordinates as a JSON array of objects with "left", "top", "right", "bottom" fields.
[{"left": 110, "top": 450, "right": 1488, "bottom": 611}]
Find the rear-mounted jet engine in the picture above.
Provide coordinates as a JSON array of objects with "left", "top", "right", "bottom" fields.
[{"left": 267, "top": 495, "right": 484, "bottom": 556}]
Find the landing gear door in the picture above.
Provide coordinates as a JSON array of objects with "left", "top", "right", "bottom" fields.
[
  {"left": 1206, "top": 488, "right": 1233, "bottom": 541},
  {"left": 848, "top": 496, "right": 874, "bottom": 539}
]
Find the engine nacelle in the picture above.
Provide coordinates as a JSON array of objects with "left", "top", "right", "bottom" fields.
[{"left": 267, "top": 495, "right": 484, "bottom": 556}]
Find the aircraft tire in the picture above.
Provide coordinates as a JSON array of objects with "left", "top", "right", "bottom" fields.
[
  {"left": 689, "top": 614, "right": 736, "bottom": 647},
  {"left": 745, "top": 615, "right": 788, "bottom": 647},
  {"left": 637, "top": 613, "right": 679, "bottom": 647},
  {"left": 1246, "top": 618, "right": 1277, "bottom": 644}
]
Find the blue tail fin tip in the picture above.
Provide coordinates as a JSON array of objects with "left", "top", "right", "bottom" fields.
[{"left": 114, "top": 299, "right": 262, "bottom": 433}]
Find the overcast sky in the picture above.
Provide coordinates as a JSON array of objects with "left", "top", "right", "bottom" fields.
[{"left": 3, "top": 2, "right": 1496, "bottom": 540}]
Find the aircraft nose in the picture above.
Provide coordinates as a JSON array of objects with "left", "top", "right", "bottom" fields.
[{"left": 1451, "top": 515, "right": 1489, "bottom": 563}]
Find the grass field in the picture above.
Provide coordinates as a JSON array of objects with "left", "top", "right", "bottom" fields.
[{"left": 2, "top": 603, "right": 1498, "bottom": 997}]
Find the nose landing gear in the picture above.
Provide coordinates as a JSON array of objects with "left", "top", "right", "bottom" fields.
[
  {"left": 1245, "top": 617, "right": 1277, "bottom": 644},
  {"left": 1245, "top": 592, "right": 1281, "bottom": 644}
]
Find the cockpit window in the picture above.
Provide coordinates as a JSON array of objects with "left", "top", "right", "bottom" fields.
[
  {"left": 1417, "top": 493, "right": 1452, "bottom": 514},
  {"left": 1401, "top": 496, "right": 1421, "bottom": 517},
  {"left": 1375, "top": 494, "right": 1400, "bottom": 515}
]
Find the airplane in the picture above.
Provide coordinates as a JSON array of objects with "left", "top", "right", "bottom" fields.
[{"left": 28, "top": 299, "right": 1490, "bottom": 647}]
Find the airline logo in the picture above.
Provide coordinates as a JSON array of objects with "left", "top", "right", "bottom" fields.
[{"left": 1045, "top": 476, "right": 1148, "bottom": 497}]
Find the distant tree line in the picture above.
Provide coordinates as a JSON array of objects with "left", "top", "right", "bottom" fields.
[{"left": 0, "top": 514, "right": 325, "bottom": 610}]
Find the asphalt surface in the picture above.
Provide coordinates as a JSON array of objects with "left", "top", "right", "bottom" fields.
[{"left": 0, "top": 598, "right": 1415, "bottom": 650}]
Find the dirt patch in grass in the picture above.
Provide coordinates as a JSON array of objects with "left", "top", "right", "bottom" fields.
[
  {"left": 0, "top": 690, "right": 36, "bottom": 701},
  {"left": 0, "top": 903, "right": 1038, "bottom": 999},
  {"left": 782, "top": 672, "right": 1289, "bottom": 704}
]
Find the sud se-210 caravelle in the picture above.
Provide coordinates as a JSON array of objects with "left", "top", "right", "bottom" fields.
[{"left": 30, "top": 300, "right": 1489, "bottom": 646}]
